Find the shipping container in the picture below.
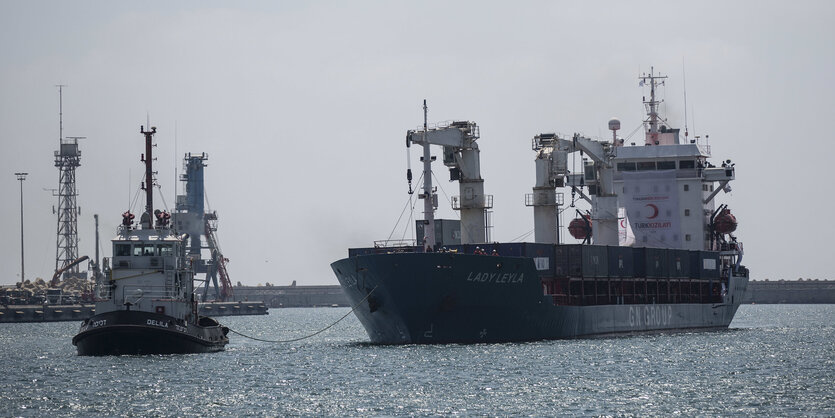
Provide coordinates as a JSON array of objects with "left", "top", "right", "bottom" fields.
[
  {"left": 632, "top": 247, "right": 646, "bottom": 277},
  {"left": 415, "top": 219, "right": 461, "bottom": 248},
  {"left": 688, "top": 250, "right": 699, "bottom": 279},
  {"left": 689, "top": 251, "right": 720, "bottom": 279},
  {"left": 555, "top": 245, "right": 584, "bottom": 278},
  {"left": 524, "top": 243, "right": 556, "bottom": 276},
  {"left": 582, "top": 245, "right": 609, "bottom": 278},
  {"left": 607, "top": 246, "right": 634, "bottom": 278},
  {"left": 456, "top": 242, "right": 523, "bottom": 256},
  {"left": 643, "top": 247, "right": 667, "bottom": 278},
  {"left": 495, "top": 242, "right": 525, "bottom": 257},
  {"left": 670, "top": 249, "right": 690, "bottom": 278}
]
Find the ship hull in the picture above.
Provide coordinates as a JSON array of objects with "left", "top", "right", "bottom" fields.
[
  {"left": 331, "top": 252, "right": 748, "bottom": 344},
  {"left": 72, "top": 310, "right": 229, "bottom": 356}
]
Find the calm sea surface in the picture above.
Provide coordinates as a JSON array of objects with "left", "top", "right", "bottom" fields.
[{"left": 0, "top": 304, "right": 832, "bottom": 416}]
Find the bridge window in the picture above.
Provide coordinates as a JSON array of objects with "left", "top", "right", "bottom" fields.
[
  {"left": 657, "top": 161, "right": 676, "bottom": 170},
  {"left": 115, "top": 244, "right": 131, "bottom": 257},
  {"left": 617, "top": 162, "right": 636, "bottom": 171},
  {"left": 679, "top": 160, "right": 695, "bottom": 169},
  {"left": 637, "top": 162, "right": 656, "bottom": 171}
]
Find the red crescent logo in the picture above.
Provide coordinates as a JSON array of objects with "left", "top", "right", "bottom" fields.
[{"left": 645, "top": 203, "right": 659, "bottom": 219}]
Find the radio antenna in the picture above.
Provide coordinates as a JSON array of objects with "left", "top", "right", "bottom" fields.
[
  {"left": 56, "top": 84, "right": 66, "bottom": 143},
  {"left": 682, "top": 57, "right": 689, "bottom": 141}
]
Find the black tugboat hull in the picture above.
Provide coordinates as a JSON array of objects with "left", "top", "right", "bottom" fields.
[{"left": 72, "top": 310, "right": 228, "bottom": 356}]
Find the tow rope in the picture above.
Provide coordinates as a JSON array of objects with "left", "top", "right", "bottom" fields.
[{"left": 223, "top": 286, "right": 377, "bottom": 343}]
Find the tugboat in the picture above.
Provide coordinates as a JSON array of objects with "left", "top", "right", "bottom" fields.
[
  {"left": 72, "top": 126, "right": 228, "bottom": 355},
  {"left": 332, "top": 69, "right": 749, "bottom": 344}
]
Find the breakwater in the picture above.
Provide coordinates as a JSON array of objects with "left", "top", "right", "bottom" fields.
[
  {"left": 0, "top": 305, "right": 94, "bottom": 323},
  {"left": 742, "top": 280, "right": 835, "bottom": 304},
  {"left": 228, "top": 284, "right": 350, "bottom": 308},
  {"left": 228, "top": 280, "right": 835, "bottom": 307},
  {"left": 2, "top": 280, "right": 831, "bottom": 323}
]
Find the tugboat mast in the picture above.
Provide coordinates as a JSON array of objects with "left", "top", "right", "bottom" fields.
[
  {"left": 140, "top": 125, "right": 156, "bottom": 229},
  {"left": 421, "top": 99, "right": 436, "bottom": 251}
]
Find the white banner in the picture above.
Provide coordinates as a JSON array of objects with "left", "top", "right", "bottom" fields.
[
  {"left": 622, "top": 170, "right": 681, "bottom": 248},
  {"left": 618, "top": 207, "right": 635, "bottom": 246}
]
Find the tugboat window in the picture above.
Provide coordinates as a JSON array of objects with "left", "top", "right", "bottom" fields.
[
  {"left": 134, "top": 244, "right": 157, "bottom": 256},
  {"left": 115, "top": 244, "right": 131, "bottom": 257},
  {"left": 159, "top": 244, "right": 173, "bottom": 256}
]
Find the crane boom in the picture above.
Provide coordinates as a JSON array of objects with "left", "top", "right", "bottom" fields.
[{"left": 406, "top": 121, "right": 492, "bottom": 245}]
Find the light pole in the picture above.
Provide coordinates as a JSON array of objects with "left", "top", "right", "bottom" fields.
[{"left": 15, "top": 172, "right": 27, "bottom": 286}]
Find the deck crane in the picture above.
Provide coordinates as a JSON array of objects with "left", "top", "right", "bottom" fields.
[
  {"left": 407, "top": 117, "right": 493, "bottom": 247},
  {"left": 526, "top": 133, "right": 567, "bottom": 244},
  {"left": 532, "top": 133, "right": 619, "bottom": 246}
]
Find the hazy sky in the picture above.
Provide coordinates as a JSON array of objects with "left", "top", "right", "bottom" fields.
[{"left": 1, "top": 1, "right": 833, "bottom": 285}]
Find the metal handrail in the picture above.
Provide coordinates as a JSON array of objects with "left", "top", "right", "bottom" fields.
[
  {"left": 451, "top": 194, "right": 494, "bottom": 210},
  {"left": 121, "top": 284, "right": 170, "bottom": 300},
  {"left": 524, "top": 192, "right": 564, "bottom": 207},
  {"left": 373, "top": 239, "right": 416, "bottom": 248}
]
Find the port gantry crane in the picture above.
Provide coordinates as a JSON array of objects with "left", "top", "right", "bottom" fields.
[{"left": 173, "top": 153, "right": 233, "bottom": 301}]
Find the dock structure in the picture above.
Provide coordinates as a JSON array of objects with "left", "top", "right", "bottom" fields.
[
  {"left": 53, "top": 86, "right": 87, "bottom": 283},
  {"left": 173, "top": 153, "right": 234, "bottom": 302},
  {"left": 0, "top": 302, "right": 267, "bottom": 323},
  {"left": 209, "top": 283, "right": 351, "bottom": 308}
]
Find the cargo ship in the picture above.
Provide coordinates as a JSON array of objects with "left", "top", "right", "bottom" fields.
[
  {"left": 332, "top": 69, "right": 749, "bottom": 344},
  {"left": 72, "top": 126, "right": 228, "bottom": 355}
]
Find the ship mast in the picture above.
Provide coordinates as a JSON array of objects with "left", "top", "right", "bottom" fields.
[
  {"left": 421, "top": 99, "right": 436, "bottom": 251},
  {"left": 140, "top": 125, "right": 156, "bottom": 229},
  {"left": 640, "top": 67, "right": 667, "bottom": 146}
]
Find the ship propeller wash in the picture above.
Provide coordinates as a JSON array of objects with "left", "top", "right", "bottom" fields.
[
  {"left": 332, "top": 69, "right": 749, "bottom": 344},
  {"left": 72, "top": 126, "right": 229, "bottom": 355}
]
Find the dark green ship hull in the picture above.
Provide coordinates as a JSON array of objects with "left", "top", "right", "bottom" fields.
[{"left": 331, "top": 251, "right": 748, "bottom": 344}]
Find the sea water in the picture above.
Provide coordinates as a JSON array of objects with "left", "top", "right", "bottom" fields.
[{"left": 0, "top": 304, "right": 832, "bottom": 416}]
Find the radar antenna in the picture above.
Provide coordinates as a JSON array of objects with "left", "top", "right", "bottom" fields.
[{"left": 639, "top": 66, "right": 667, "bottom": 145}]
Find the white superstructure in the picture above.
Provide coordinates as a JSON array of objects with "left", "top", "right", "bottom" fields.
[
  {"left": 97, "top": 225, "right": 195, "bottom": 322},
  {"left": 532, "top": 68, "right": 739, "bottom": 252},
  {"left": 94, "top": 126, "right": 197, "bottom": 323}
]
